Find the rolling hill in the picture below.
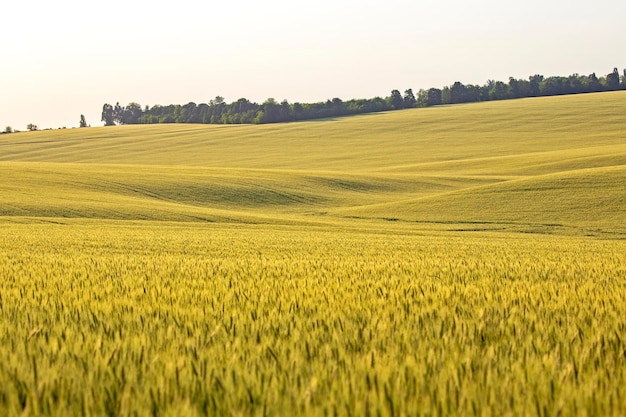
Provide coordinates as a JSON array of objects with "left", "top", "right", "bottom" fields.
[{"left": 1, "top": 91, "right": 624, "bottom": 236}]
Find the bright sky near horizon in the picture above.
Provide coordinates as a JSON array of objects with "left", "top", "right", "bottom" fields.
[{"left": 1, "top": 0, "right": 625, "bottom": 130}]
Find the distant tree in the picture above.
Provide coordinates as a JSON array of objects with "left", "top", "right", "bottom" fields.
[
  {"left": 489, "top": 81, "right": 510, "bottom": 100},
  {"left": 587, "top": 73, "right": 602, "bottom": 92},
  {"left": 606, "top": 68, "right": 620, "bottom": 90},
  {"left": 623, "top": 69, "right": 626, "bottom": 88},
  {"left": 403, "top": 89, "right": 416, "bottom": 108},
  {"left": 79, "top": 114, "right": 88, "bottom": 128},
  {"left": 102, "top": 104, "right": 115, "bottom": 126},
  {"left": 508, "top": 77, "right": 521, "bottom": 98},
  {"left": 26, "top": 123, "right": 38, "bottom": 131},
  {"left": 120, "top": 102, "right": 143, "bottom": 124},
  {"left": 441, "top": 86, "right": 451, "bottom": 104},
  {"left": 179, "top": 102, "right": 197, "bottom": 123},
  {"left": 566, "top": 74, "right": 584, "bottom": 94},
  {"left": 529, "top": 74, "right": 543, "bottom": 96},
  {"left": 208, "top": 96, "right": 226, "bottom": 123},
  {"left": 113, "top": 102, "right": 124, "bottom": 125},
  {"left": 256, "top": 98, "right": 280, "bottom": 123},
  {"left": 507, "top": 77, "right": 532, "bottom": 98},
  {"left": 3, "top": 126, "right": 12, "bottom": 134},
  {"left": 540, "top": 77, "right": 563, "bottom": 96},
  {"left": 449, "top": 82, "right": 467, "bottom": 104},
  {"left": 389, "top": 89, "right": 404, "bottom": 110},
  {"left": 426, "top": 88, "right": 442, "bottom": 106},
  {"left": 279, "top": 99, "right": 293, "bottom": 122},
  {"left": 210, "top": 96, "right": 225, "bottom": 106},
  {"left": 292, "top": 102, "right": 304, "bottom": 120}
]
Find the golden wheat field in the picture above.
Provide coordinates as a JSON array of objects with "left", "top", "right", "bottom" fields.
[{"left": 1, "top": 92, "right": 625, "bottom": 416}]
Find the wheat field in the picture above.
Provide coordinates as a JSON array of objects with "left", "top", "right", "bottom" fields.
[{"left": 0, "top": 92, "right": 625, "bottom": 416}]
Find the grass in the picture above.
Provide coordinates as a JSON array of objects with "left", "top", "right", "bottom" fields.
[{"left": 0, "top": 91, "right": 625, "bottom": 416}]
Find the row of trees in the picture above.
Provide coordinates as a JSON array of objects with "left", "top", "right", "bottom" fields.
[
  {"left": 421, "top": 68, "right": 625, "bottom": 106},
  {"left": 102, "top": 68, "right": 625, "bottom": 126},
  {"left": 101, "top": 93, "right": 416, "bottom": 126}
]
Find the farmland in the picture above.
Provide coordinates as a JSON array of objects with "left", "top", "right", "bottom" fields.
[{"left": 1, "top": 92, "right": 625, "bottom": 416}]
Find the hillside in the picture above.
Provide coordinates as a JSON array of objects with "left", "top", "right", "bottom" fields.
[{"left": 1, "top": 91, "right": 624, "bottom": 236}]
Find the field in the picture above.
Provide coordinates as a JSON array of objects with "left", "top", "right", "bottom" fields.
[{"left": 1, "top": 92, "right": 625, "bottom": 416}]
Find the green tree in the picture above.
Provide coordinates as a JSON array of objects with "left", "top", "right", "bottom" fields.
[
  {"left": 403, "top": 89, "right": 416, "bottom": 108},
  {"left": 426, "top": 88, "right": 442, "bottom": 106},
  {"left": 79, "top": 114, "right": 88, "bottom": 128},
  {"left": 119, "top": 103, "right": 143, "bottom": 124},
  {"left": 101, "top": 104, "right": 115, "bottom": 126},
  {"left": 210, "top": 96, "right": 225, "bottom": 106},
  {"left": 113, "top": 102, "right": 123, "bottom": 125},
  {"left": 209, "top": 96, "right": 226, "bottom": 124},
  {"left": 489, "top": 81, "right": 510, "bottom": 100},
  {"left": 606, "top": 68, "right": 620, "bottom": 90},
  {"left": 256, "top": 98, "right": 280, "bottom": 123},
  {"left": 540, "top": 77, "right": 564, "bottom": 96},
  {"left": 279, "top": 99, "right": 293, "bottom": 122},
  {"left": 587, "top": 73, "right": 602, "bottom": 92},
  {"left": 567, "top": 74, "right": 584, "bottom": 94},
  {"left": 389, "top": 89, "right": 404, "bottom": 110},
  {"left": 26, "top": 123, "right": 38, "bottom": 131},
  {"left": 292, "top": 102, "right": 304, "bottom": 120},
  {"left": 183, "top": 102, "right": 201, "bottom": 123},
  {"left": 529, "top": 74, "right": 543, "bottom": 96},
  {"left": 449, "top": 82, "right": 466, "bottom": 104},
  {"left": 3, "top": 126, "right": 12, "bottom": 134},
  {"left": 507, "top": 78, "right": 518, "bottom": 98}
]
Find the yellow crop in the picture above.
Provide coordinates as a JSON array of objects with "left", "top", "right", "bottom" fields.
[{"left": 0, "top": 92, "right": 625, "bottom": 416}]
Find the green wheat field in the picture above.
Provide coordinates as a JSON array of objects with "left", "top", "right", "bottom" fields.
[{"left": 1, "top": 92, "right": 625, "bottom": 416}]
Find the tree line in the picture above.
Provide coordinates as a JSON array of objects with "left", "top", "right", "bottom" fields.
[
  {"left": 101, "top": 67, "right": 626, "bottom": 126},
  {"left": 101, "top": 94, "right": 411, "bottom": 126}
]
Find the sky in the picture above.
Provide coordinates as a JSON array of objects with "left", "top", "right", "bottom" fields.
[{"left": 1, "top": 0, "right": 625, "bottom": 130}]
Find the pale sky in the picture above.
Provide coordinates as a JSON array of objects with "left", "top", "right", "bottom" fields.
[{"left": 1, "top": 0, "right": 625, "bottom": 130}]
